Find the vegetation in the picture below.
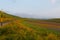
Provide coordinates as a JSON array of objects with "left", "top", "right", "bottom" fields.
[
  {"left": 45, "top": 18, "right": 60, "bottom": 23},
  {"left": 0, "top": 11, "right": 60, "bottom": 40}
]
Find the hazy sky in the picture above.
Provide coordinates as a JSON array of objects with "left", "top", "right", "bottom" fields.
[{"left": 0, "top": 0, "right": 60, "bottom": 18}]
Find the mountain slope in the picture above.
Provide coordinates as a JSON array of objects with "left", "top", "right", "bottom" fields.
[
  {"left": 0, "top": 11, "right": 60, "bottom": 40},
  {"left": 45, "top": 18, "right": 60, "bottom": 23},
  {"left": 0, "top": 11, "right": 21, "bottom": 19}
]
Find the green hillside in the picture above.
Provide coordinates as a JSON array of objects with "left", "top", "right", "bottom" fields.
[
  {"left": 0, "top": 11, "right": 60, "bottom": 40},
  {"left": 45, "top": 18, "right": 60, "bottom": 23}
]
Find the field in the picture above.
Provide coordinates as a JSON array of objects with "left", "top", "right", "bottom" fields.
[{"left": 0, "top": 11, "right": 60, "bottom": 40}]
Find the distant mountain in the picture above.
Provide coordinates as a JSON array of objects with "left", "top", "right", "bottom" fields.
[{"left": 45, "top": 18, "right": 60, "bottom": 23}]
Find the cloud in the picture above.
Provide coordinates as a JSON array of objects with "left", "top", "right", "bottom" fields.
[{"left": 51, "top": 0, "right": 56, "bottom": 5}]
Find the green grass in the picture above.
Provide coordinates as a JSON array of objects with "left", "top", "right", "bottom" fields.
[{"left": 22, "top": 21, "right": 60, "bottom": 35}]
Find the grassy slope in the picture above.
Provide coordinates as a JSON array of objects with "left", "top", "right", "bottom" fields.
[
  {"left": 44, "top": 18, "right": 60, "bottom": 23},
  {"left": 0, "top": 11, "right": 60, "bottom": 40}
]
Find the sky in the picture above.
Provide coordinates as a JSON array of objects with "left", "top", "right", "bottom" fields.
[{"left": 0, "top": 0, "right": 60, "bottom": 19}]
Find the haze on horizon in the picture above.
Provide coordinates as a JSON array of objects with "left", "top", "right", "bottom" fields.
[{"left": 0, "top": 0, "right": 60, "bottom": 19}]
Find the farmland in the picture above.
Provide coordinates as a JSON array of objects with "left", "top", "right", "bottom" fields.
[{"left": 0, "top": 11, "right": 60, "bottom": 40}]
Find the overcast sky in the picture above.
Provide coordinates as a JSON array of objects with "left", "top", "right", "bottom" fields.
[{"left": 0, "top": 0, "right": 60, "bottom": 19}]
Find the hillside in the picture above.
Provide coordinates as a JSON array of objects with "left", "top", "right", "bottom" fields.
[
  {"left": 0, "top": 11, "right": 60, "bottom": 40},
  {"left": 45, "top": 18, "right": 60, "bottom": 23}
]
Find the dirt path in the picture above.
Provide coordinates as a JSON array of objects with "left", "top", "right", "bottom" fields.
[{"left": 0, "top": 21, "right": 13, "bottom": 26}]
